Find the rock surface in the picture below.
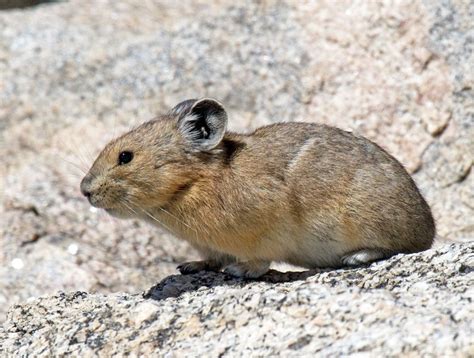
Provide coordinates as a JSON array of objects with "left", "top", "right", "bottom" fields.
[
  {"left": 0, "top": 0, "right": 473, "bottom": 355},
  {"left": 1, "top": 243, "right": 473, "bottom": 356}
]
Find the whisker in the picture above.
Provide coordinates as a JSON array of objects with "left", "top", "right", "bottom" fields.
[
  {"left": 57, "top": 155, "right": 88, "bottom": 175},
  {"left": 124, "top": 193, "right": 196, "bottom": 234},
  {"left": 122, "top": 199, "right": 175, "bottom": 234},
  {"left": 125, "top": 192, "right": 202, "bottom": 236},
  {"left": 158, "top": 206, "right": 196, "bottom": 233},
  {"left": 110, "top": 113, "right": 119, "bottom": 144},
  {"left": 119, "top": 201, "right": 146, "bottom": 227},
  {"left": 143, "top": 209, "right": 176, "bottom": 234},
  {"left": 79, "top": 143, "right": 97, "bottom": 167},
  {"left": 55, "top": 135, "right": 92, "bottom": 170}
]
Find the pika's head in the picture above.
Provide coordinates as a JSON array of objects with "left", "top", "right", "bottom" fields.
[{"left": 80, "top": 98, "right": 227, "bottom": 218}]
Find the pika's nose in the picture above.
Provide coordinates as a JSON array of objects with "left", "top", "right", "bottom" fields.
[{"left": 80, "top": 176, "right": 93, "bottom": 200}]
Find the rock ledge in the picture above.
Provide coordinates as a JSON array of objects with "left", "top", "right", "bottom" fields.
[{"left": 1, "top": 242, "right": 473, "bottom": 356}]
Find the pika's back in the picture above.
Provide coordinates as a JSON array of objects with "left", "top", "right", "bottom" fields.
[
  {"left": 219, "top": 122, "right": 433, "bottom": 253},
  {"left": 229, "top": 122, "right": 400, "bottom": 181},
  {"left": 231, "top": 122, "right": 434, "bottom": 253}
]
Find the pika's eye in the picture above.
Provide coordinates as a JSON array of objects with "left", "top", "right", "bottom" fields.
[{"left": 118, "top": 151, "right": 133, "bottom": 165}]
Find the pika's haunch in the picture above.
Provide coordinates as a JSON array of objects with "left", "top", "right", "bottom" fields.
[{"left": 81, "top": 98, "right": 435, "bottom": 278}]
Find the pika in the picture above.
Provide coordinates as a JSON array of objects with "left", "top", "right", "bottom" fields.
[{"left": 80, "top": 98, "right": 435, "bottom": 278}]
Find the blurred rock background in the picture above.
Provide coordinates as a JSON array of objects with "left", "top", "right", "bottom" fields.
[{"left": 0, "top": 0, "right": 472, "bottom": 326}]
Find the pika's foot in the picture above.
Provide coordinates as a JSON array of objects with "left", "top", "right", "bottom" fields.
[
  {"left": 177, "top": 260, "right": 222, "bottom": 275},
  {"left": 342, "top": 249, "right": 387, "bottom": 266},
  {"left": 223, "top": 261, "right": 270, "bottom": 279}
]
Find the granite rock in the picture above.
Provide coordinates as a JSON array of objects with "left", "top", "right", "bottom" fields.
[{"left": 1, "top": 242, "right": 473, "bottom": 356}]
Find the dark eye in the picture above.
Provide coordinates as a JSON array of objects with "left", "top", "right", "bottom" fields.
[{"left": 118, "top": 151, "right": 133, "bottom": 165}]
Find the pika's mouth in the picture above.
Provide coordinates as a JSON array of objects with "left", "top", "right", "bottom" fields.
[
  {"left": 105, "top": 207, "right": 122, "bottom": 215},
  {"left": 85, "top": 195, "right": 108, "bottom": 209},
  {"left": 87, "top": 195, "right": 120, "bottom": 211},
  {"left": 104, "top": 207, "right": 132, "bottom": 219}
]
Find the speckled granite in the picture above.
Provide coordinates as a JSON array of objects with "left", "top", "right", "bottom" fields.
[{"left": 1, "top": 243, "right": 473, "bottom": 356}]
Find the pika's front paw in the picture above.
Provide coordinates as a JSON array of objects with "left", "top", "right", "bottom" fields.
[
  {"left": 177, "top": 260, "right": 222, "bottom": 275},
  {"left": 223, "top": 261, "right": 270, "bottom": 279}
]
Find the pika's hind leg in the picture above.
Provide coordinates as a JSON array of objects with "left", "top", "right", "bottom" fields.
[
  {"left": 341, "top": 249, "right": 387, "bottom": 266},
  {"left": 177, "top": 246, "right": 236, "bottom": 275},
  {"left": 223, "top": 260, "right": 270, "bottom": 279}
]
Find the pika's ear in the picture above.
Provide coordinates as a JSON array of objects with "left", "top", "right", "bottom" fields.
[
  {"left": 177, "top": 98, "right": 227, "bottom": 151},
  {"left": 168, "top": 99, "right": 198, "bottom": 118}
]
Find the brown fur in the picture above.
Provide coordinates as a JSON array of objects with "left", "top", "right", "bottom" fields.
[{"left": 81, "top": 98, "right": 435, "bottom": 278}]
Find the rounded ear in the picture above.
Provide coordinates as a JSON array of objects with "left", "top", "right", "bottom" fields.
[
  {"left": 168, "top": 99, "right": 197, "bottom": 118},
  {"left": 177, "top": 98, "right": 227, "bottom": 151}
]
